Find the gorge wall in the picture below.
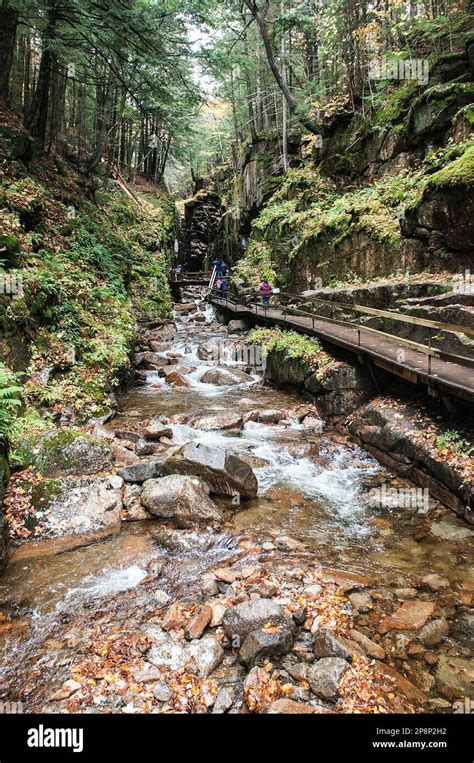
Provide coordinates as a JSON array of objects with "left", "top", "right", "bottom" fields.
[{"left": 179, "top": 33, "right": 473, "bottom": 290}]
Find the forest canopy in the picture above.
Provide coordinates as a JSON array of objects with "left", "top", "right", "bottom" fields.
[{"left": 0, "top": 0, "right": 468, "bottom": 192}]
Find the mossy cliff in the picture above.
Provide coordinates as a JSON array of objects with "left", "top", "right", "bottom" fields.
[
  {"left": 0, "top": 108, "right": 174, "bottom": 425},
  {"left": 195, "top": 22, "right": 473, "bottom": 291}
]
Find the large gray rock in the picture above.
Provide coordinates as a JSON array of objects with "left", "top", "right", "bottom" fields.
[
  {"left": 135, "top": 352, "right": 170, "bottom": 370},
  {"left": 140, "top": 475, "right": 222, "bottom": 528},
  {"left": 239, "top": 625, "right": 294, "bottom": 665},
  {"left": 29, "top": 475, "right": 123, "bottom": 541},
  {"left": 161, "top": 442, "right": 258, "bottom": 498},
  {"left": 223, "top": 599, "right": 292, "bottom": 642},
  {"left": 201, "top": 367, "right": 254, "bottom": 386},
  {"left": 117, "top": 461, "right": 163, "bottom": 483},
  {"left": 308, "top": 657, "right": 350, "bottom": 702},
  {"left": 245, "top": 409, "right": 287, "bottom": 424}
]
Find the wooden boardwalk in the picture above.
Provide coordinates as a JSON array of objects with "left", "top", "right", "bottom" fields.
[{"left": 209, "top": 294, "right": 474, "bottom": 403}]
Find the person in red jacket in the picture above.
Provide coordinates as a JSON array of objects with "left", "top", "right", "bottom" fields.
[{"left": 259, "top": 279, "right": 272, "bottom": 306}]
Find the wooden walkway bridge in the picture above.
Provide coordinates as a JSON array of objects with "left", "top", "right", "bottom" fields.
[{"left": 208, "top": 290, "right": 474, "bottom": 404}]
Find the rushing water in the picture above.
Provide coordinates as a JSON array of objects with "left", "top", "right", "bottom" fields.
[{"left": 0, "top": 293, "right": 472, "bottom": 707}]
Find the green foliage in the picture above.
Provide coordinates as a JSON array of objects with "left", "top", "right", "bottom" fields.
[
  {"left": 435, "top": 430, "right": 474, "bottom": 457},
  {"left": 0, "top": 160, "right": 174, "bottom": 419},
  {"left": 234, "top": 241, "right": 277, "bottom": 289},
  {"left": 0, "top": 363, "right": 22, "bottom": 440},
  {"left": 250, "top": 327, "right": 329, "bottom": 369}
]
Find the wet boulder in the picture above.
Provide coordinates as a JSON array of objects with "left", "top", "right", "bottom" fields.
[
  {"left": 418, "top": 618, "right": 449, "bottom": 647},
  {"left": 188, "top": 412, "right": 244, "bottom": 431},
  {"left": 245, "top": 409, "right": 287, "bottom": 424},
  {"left": 313, "top": 627, "right": 362, "bottom": 662},
  {"left": 140, "top": 474, "right": 223, "bottom": 528},
  {"left": 164, "top": 371, "right": 190, "bottom": 387},
  {"left": 161, "top": 442, "right": 258, "bottom": 498},
  {"left": 142, "top": 420, "right": 173, "bottom": 441},
  {"left": 159, "top": 365, "right": 194, "bottom": 379},
  {"left": 436, "top": 655, "right": 474, "bottom": 698},
  {"left": 134, "top": 352, "right": 170, "bottom": 370},
  {"left": 197, "top": 339, "right": 221, "bottom": 361},
  {"left": 200, "top": 367, "right": 254, "bottom": 386}
]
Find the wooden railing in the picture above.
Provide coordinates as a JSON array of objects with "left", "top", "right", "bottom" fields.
[{"left": 209, "top": 288, "right": 474, "bottom": 373}]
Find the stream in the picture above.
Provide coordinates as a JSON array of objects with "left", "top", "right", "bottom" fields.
[{"left": 0, "top": 289, "right": 472, "bottom": 713}]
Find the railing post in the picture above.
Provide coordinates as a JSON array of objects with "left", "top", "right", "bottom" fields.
[
  {"left": 358, "top": 329, "right": 361, "bottom": 346},
  {"left": 312, "top": 315, "right": 315, "bottom": 329},
  {"left": 428, "top": 352, "right": 432, "bottom": 375}
]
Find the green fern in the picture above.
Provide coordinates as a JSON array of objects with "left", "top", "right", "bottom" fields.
[{"left": 0, "top": 364, "right": 22, "bottom": 440}]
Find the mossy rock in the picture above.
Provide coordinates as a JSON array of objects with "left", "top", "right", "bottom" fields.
[
  {"left": 15, "top": 429, "right": 113, "bottom": 477},
  {"left": 426, "top": 145, "right": 474, "bottom": 190},
  {"left": 0, "top": 124, "right": 32, "bottom": 161},
  {"left": 0, "top": 234, "right": 20, "bottom": 268},
  {"left": 410, "top": 83, "right": 474, "bottom": 139}
]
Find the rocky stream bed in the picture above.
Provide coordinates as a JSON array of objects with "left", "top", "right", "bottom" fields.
[{"left": 0, "top": 289, "right": 472, "bottom": 714}]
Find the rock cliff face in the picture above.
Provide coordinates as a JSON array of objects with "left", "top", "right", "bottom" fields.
[
  {"left": 178, "top": 191, "right": 224, "bottom": 270},
  {"left": 183, "top": 44, "right": 473, "bottom": 287}
]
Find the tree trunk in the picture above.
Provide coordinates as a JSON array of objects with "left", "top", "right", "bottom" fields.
[
  {"left": 24, "top": 0, "right": 59, "bottom": 144},
  {"left": 0, "top": 1, "right": 19, "bottom": 104},
  {"left": 280, "top": 0, "right": 288, "bottom": 172},
  {"left": 86, "top": 69, "right": 115, "bottom": 173}
]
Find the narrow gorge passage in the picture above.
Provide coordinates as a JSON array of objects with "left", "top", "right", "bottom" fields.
[{"left": 0, "top": 288, "right": 472, "bottom": 714}]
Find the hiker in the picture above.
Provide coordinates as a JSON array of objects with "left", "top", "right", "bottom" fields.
[
  {"left": 215, "top": 277, "right": 223, "bottom": 291},
  {"left": 220, "top": 260, "right": 228, "bottom": 277},
  {"left": 219, "top": 278, "right": 230, "bottom": 294},
  {"left": 260, "top": 279, "right": 272, "bottom": 306},
  {"left": 212, "top": 258, "right": 222, "bottom": 278}
]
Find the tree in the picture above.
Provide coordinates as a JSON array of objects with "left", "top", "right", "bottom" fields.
[
  {"left": 243, "top": 0, "right": 326, "bottom": 136},
  {"left": 0, "top": 0, "right": 20, "bottom": 103}
]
